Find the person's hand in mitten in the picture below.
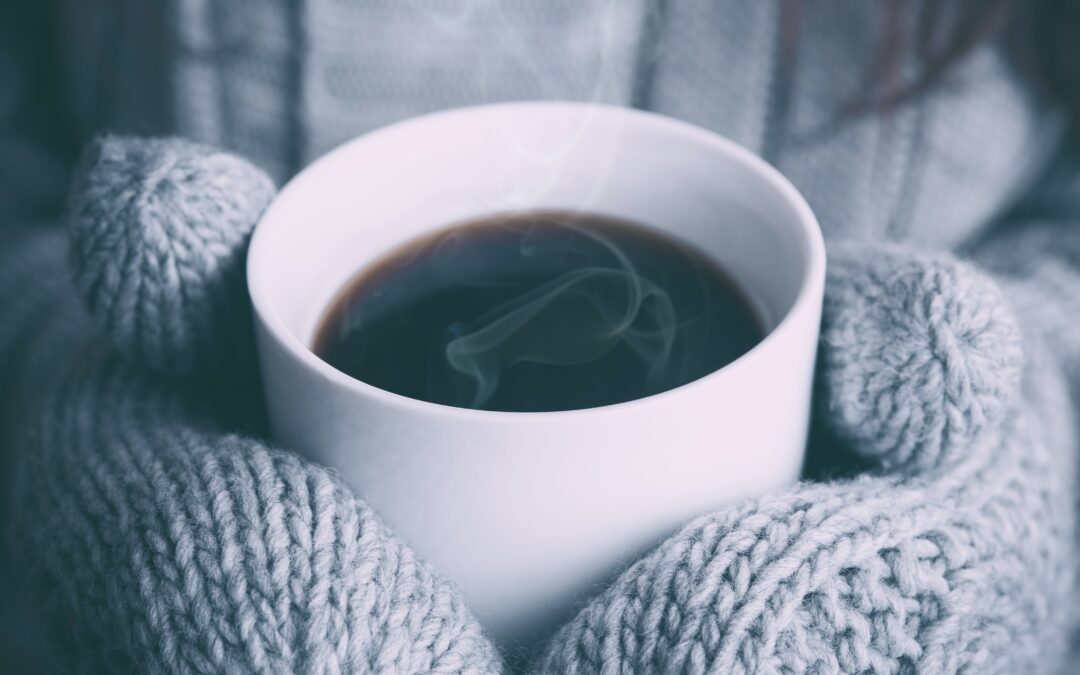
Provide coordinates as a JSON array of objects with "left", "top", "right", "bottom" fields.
[
  {"left": 534, "top": 247, "right": 1076, "bottom": 673},
  {"left": 3, "top": 136, "right": 1075, "bottom": 674},
  {"left": 4, "top": 136, "right": 503, "bottom": 674}
]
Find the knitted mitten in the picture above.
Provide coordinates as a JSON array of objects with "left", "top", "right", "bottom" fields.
[
  {"left": 534, "top": 245, "right": 1077, "bottom": 674},
  {"left": 3, "top": 137, "right": 503, "bottom": 674},
  {"left": 3, "top": 136, "right": 1075, "bottom": 674}
]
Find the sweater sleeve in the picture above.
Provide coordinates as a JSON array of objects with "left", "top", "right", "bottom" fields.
[{"left": 970, "top": 142, "right": 1080, "bottom": 391}]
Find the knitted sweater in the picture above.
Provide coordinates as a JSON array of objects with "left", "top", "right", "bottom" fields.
[{"left": 2, "top": 1, "right": 1080, "bottom": 673}]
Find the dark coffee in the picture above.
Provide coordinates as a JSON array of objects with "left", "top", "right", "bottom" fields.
[{"left": 313, "top": 211, "right": 764, "bottom": 412}]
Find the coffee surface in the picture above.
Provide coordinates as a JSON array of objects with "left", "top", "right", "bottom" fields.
[{"left": 313, "top": 212, "right": 763, "bottom": 411}]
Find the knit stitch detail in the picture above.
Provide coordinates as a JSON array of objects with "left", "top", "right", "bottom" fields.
[
  {"left": 533, "top": 337, "right": 1073, "bottom": 674},
  {"left": 66, "top": 135, "right": 276, "bottom": 376},
  {"left": 820, "top": 244, "right": 1023, "bottom": 472},
  {"left": 6, "top": 138, "right": 1079, "bottom": 673},
  {"left": 12, "top": 357, "right": 503, "bottom": 674}
]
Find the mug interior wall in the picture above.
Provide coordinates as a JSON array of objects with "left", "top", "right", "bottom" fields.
[{"left": 251, "top": 106, "right": 810, "bottom": 346}]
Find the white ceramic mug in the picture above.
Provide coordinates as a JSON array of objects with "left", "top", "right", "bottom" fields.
[{"left": 247, "top": 102, "right": 825, "bottom": 650}]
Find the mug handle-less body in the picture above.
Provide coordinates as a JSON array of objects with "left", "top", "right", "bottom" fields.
[{"left": 248, "top": 102, "right": 825, "bottom": 649}]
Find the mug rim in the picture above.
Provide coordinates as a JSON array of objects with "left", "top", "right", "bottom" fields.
[{"left": 247, "top": 101, "right": 825, "bottom": 420}]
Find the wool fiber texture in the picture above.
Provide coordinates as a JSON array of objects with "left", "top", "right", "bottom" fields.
[{"left": 1, "top": 138, "right": 1076, "bottom": 673}]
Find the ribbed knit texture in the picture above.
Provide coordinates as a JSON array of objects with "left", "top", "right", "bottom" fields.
[
  {"left": 819, "top": 245, "right": 1024, "bottom": 472},
  {"left": 0, "top": 137, "right": 1075, "bottom": 673},
  {"left": 1, "top": 229, "right": 504, "bottom": 674},
  {"left": 67, "top": 135, "right": 276, "bottom": 375},
  {"left": 45, "top": 1, "right": 1059, "bottom": 240},
  {"left": 3, "top": 1, "right": 1080, "bottom": 673},
  {"left": 533, "top": 268, "right": 1075, "bottom": 674}
]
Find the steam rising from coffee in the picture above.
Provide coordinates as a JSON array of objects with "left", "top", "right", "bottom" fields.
[
  {"left": 443, "top": 225, "right": 677, "bottom": 407},
  {"left": 313, "top": 213, "right": 762, "bottom": 412}
]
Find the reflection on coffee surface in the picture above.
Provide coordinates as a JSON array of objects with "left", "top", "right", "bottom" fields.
[{"left": 312, "top": 211, "right": 764, "bottom": 412}]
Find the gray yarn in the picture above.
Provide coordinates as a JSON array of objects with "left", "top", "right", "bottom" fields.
[
  {"left": 820, "top": 244, "right": 1024, "bottom": 472},
  {"left": 13, "top": 361, "right": 503, "bottom": 674},
  {"left": 2, "top": 1, "right": 1079, "bottom": 671},
  {"left": 1, "top": 138, "right": 1076, "bottom": 673},
  {"left": 533, "top": 253, "right": 1074, "bottom": 674},
  {"left": 67, "top": 135, "right": 276, "bottom": 375},
  {"left": 4, "top": 230, "right": 502, "bottom": 674}
]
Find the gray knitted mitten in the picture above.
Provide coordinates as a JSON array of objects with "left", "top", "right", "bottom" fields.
[
  {"left": 4, "top": 136, "right": 1076, "bottom": 673},
  {"left": 536, "top": 247, "right": 1075, "bottom": 673},
  {"left": 6, "top": 138, "right": 502, "bottom": 674}
]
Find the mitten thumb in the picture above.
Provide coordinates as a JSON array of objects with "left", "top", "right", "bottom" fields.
[
  {"left": 819, "top": 242, "right": 1023, "bottom": 473},
  {"left": 67, "top": 135, "right": 276, "bottom": 375}
]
